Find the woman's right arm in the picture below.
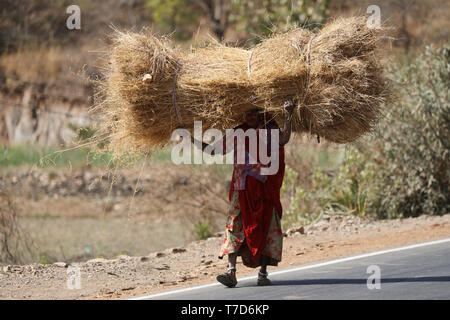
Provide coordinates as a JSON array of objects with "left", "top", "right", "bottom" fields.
[
  {"left": 191, "top": 127, "right": 238, "bottom": 156},
  {"left": 191, "top": 136, "right": 216, "bottom": 154}
]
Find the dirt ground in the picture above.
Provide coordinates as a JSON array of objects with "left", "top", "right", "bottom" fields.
[
  {"left": 1, "top": 164, "right": 232, "bottom": 264},
  {"left": 1, "top": 212, "right": 449, "bottom": 300}
]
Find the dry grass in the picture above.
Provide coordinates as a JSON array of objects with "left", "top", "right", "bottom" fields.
[
  {"left": 0, "top": 45, "right": 92, "bottom": 92},
  {"left": 95, "top": 16, "right": 391, "bottom": 155},
  {"left": 0, "top": 186, "right": 33, "bottom": 264},
  {"left": 0, "top": 46, "right": 65, "bottom": 85}
]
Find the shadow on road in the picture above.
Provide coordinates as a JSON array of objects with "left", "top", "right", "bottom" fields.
[{"left": 268, "top": 276, "right": 450, "bottom": 286}]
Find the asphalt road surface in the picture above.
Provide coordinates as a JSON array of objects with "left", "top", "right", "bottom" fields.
[{"left": 132, "top": 238, "right": 450, "bottom": 300}]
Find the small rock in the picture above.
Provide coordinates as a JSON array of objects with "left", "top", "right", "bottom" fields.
[
  {"left": 171, "top": 248, "right": 186, "bottom": 254},
  {"left": 87, "top": 258, "right": 108, "bottom": 264},
  {"left": 2, "top": 265, "right": 10, "bottom": 273},
  {"left": 315, "top": 221, "right": 328, "bottom": 229},
  {"left": 149, "top": 252, "right": 165, "bottom": 258},
  {"left": 140, "top": 256, "right": 150, "bottom": 262},
  {"left": 121, "top": 287, "right": 135, "bottom": 291},
  {"left": 286, "top": 226, "right": 305, "bottom": 236},
  {"left": 53, "top": 262, "right": 68, "bottom": 268},
  {"left": 100, "top": 288, "right": 114, "bottom": 295}
]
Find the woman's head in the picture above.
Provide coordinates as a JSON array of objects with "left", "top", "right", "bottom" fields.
[
  {"left": 244, "top": 108, "right": 260, "bottom": 128},
  {"left": 244, "top": 108, "right": 278, "bottom": 129}
]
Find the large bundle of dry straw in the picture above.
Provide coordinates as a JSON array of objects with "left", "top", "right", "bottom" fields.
[{"left": 95, "top": 16, "right": 390, "bottom": 154}]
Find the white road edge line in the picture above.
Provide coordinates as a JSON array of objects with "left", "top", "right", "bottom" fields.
[{"left": 129, "top": 237, "right": 450, "bottom": 300}]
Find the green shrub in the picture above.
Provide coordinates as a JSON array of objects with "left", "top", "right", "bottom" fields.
[
  {"left": 281, "top": 146, "right": 375, "bottom": 229},
  {"left": 282, "top": 45, "right": 449, "bottom": 224},
  {"left": 367, "top": 45, "right": 450, "bottom": 218},
  {"left": 313, "top": 146, "right": 376, "bottom": 217},
  {"left": 193, "top": 220, "right": 214, "bottom": 240}
]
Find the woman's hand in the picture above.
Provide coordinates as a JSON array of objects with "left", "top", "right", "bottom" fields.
[
  {"left": 283, "top": 99, "right": 296, "bottom": 115},
  {"left": 279, "top": 99, "right": 296, "bottom": 146}
]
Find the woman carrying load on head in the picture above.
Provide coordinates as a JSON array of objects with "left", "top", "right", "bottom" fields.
[{"left": 190, "top": 99, "right": 296, "bottom": 287}]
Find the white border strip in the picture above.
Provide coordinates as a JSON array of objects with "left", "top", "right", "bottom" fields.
[{"left": 129, "top": 238, "right": 450, "bottom": 300}]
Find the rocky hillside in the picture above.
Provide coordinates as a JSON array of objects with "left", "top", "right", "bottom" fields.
[{"left": 0, "top": 79, "right": 93, "bottom": 146}]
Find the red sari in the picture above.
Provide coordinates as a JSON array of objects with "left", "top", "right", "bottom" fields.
[{"left": 224, "top": 122, "right": 285, "bottom": 267}]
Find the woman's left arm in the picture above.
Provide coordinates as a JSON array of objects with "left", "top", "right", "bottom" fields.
[{"left": 279, "top": 100, "right": 295, "bottom": 146}]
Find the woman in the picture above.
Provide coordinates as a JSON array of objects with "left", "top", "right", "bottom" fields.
[{"left": 192, "top": 100, "right": 295, "bottom": 287}]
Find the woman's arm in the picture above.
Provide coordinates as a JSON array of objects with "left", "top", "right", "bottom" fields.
[
  {"left": 279, "top": 100, "right": 295, "bottom": 146},
  {"left": 191, "top": 136, "right": 216, "bottom": 154}
]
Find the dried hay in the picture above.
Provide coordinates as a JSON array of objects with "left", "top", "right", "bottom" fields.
[{"left": 94, "top": 16, "right": 390, "bottom": 155}]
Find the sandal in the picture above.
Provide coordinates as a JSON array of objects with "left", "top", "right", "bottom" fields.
[
  {"left": 217, "top": 267, "right": 237, "bottom": 288},
  {"left": 257, "top": 270, "right": 272, "bottom": 286}
]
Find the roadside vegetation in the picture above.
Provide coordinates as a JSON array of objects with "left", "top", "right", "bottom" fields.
[{"left": 281, "top": 45, "right": 449, "bottom": 229}]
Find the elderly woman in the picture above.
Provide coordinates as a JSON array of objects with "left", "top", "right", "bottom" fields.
[{"left": 192, "top": 100, "right": 295, "bottom": 287}]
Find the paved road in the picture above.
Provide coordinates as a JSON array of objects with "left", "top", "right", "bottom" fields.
[{"left": 133, "top": 239, "right": 450, "bottom": 300}]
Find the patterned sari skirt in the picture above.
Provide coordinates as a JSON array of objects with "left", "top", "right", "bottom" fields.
[{"left": 218, "top": 190, "right": 283, "bottom": 268}]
